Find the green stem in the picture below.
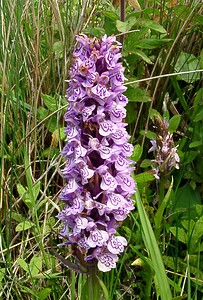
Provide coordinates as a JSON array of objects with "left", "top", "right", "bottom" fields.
[
  {"left": 87, "top": 266, "right": 100, "bottom": 300},
  {"left": 154, "top": 177, "right": 173, "bottom": 240}
]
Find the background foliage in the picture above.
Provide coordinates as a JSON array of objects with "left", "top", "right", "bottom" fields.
[{"left": 0, "top": 0, "right": 202, "bottom": 299}]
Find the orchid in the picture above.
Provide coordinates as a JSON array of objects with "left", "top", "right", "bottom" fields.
[
  {"left": 149, "top": 117, "right": 180, "bottom": 180},
  {"left": 57, "top": 34, "right": 135, "bottom": 272}
]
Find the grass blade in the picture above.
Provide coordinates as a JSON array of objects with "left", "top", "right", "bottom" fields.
[{"left": 135, "top": 189, "right": 172, "bottom": 300}]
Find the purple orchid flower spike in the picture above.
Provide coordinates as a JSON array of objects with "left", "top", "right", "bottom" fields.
[
  {"left": 149, "top": 116, "right": 180, "bottom": 179},
  {"left": 57, "top": 34, "right": 136, "bottom": 272}
]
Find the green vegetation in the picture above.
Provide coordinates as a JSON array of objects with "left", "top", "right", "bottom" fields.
[{"left": 0, "top": 0, "right": 202, "bottom": 299}]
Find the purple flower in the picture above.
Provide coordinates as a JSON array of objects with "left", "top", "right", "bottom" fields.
[
  {"left": 57, "top": 34, "right": 136, "bottom": 272},
  {"left": 149, "top": 116, "right": 180, "bottom": 179}
]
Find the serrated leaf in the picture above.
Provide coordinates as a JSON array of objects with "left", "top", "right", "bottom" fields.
[
  {"left": 17, "top": 258, "right": 29, "bottom": 273},
  {"left": 168, "top": 114, "right": 181, "bottom": 133},
  {"left": 16, "top": 221, "right": 35, "bottom": 232},
  {"left": 37, "top": 288, "right": 52, "bottom": 300},
  {"left": 41, "top": 93, "right": 57, "bottom": 112},
  {"left": 30, "top": 256, "right": 42, "bottom": 276},
  {"left": 134, "top": 172, "right": 155, "bottom": 183}
]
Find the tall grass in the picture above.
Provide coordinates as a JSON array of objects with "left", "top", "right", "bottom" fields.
[{"left": 1, "top": 0, "right": 203, "bottom": 299}]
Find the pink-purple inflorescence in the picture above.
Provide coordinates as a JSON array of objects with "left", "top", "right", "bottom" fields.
[
  {"left": 57, "top": 34, "right": 136, "bottom": 272},
  {"left": 148, "top": 117, "right": 180, "bottom": 180}
]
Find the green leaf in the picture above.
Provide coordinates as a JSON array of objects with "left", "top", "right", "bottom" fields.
[
  {"left": 97, "top": 276, "right": 110, "bottom": 300},
  {"left": 193, "top": 106, "right": 203, "bottom": 122},
  {"left": 16, "top": 184, "right": 32, "bottom": 210},
  {"left": 103, "top": 11, "right": 119, "bottom": 21},
  {"left": 30, "top": 256, "right": 43, "bottom": 276},
  {"left": 125, "top": 87, "right": 151, "bottom": 102},
  {"left": 174, "top": 5, "right": 203, "bottom": 24},
  {"left": 140, "top": 159, "right": 152, "bottom": 168},
  {"left": 0, "top": 268, "right": 5, "bottom": 290},
  {"left": 124, "top": 29, "right": 149, "bottom": 52},
  {"left": 46, "top": 115, "right": 57, "bottom": 133},
  {"left": 126, "top": 103, "right": 137, "bottom": 124},
  {"left": 169, "top": 227, "right": 187, "bottom": 244},
  {"left": 37, "top": 106, "right": 49, "bottom": 121},
  {"left": 33, "top": 181, "right": 41, "bottom": 202},
  {"left": 134, "top": 172, "right": 155, "bottom": 183},
  {"left": 17, "top": 258, "right": 29, "bottom": 273},
  {"left": 189, "top": 141, "right": 203, "bottom": 148},
  {"left": 20, "top": 286, "right": 37, "bottom": 297},
  {"left": 149, "top": 109, "right": 162, "bottom": 121},
  {"left": 132, "top": 49, "right": 152, "bottom": 64},
  {"left": 174, "top": 51, "right": 200, "bottom": 83},
  {"left": 83, "top": 27, "right": 105, "bottom": 38},
  {"left": 52, "top": 41, "right": 63, "bottom": 59},
  {"left": 11, "top": 212, "right": 24, "bottom": 223},
  {"left": 136, "top": 38, "right": 172, "bottom": 50},
  {"left": 16, "top": 220, "right": 35, "bottom": 232},
  {"left": 41, "top": 93, "right": 57, "bottom": 112},
  {"left": 140, "top": 130, "right": 157, "bottom": 140},
  {"left": 116, "top": 20, "right": 133, "bottom": 32},
  {"left": 154, "top": 178, "right": 173, "bottom": 231},
  {"left": 193, "top": 88, "right": 203, "bottom": 108},
  {"left": 37, "top": 288, "right": 52, "bottom": 300},
  {"left": 138, "top": 19, "right": 166, "bottom": 34},
  {"left": 200, "top": 49, "right": 203, "bottom": 69},
  {"left": 135, "top": 190, "right": 172, "bottom": 300},
  {"left": 131, "top": 144, "right": 143, "bottom": 162},
  {"left": 168, "top": 115, "right": 181, "bottom": 133},
  {"left": 173, "top": 184, "right": 201, "bottom": 219}
]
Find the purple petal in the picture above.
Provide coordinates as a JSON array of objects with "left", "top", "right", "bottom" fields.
[
  {"left": 107, "top": 236, "right": 127, "bottom": 254},
  {"left": 97, "top": 252, "right": 118, "bottom": 272},
  {"left": 111, "top": 130, "right": 130, "bottom": 145},
  {"left": 99, "top": 120, "right": 116, "bottom": 137},
  {"left": 91, "top": 84, "right": 111, "bottom": 99},
  {"left": 87, "top": 229, "right": 109, "bottom": 248},
  {"left": 100, "top": 172, "right": 117, "bottom": 191},
  {"left": 110, "top": 105, "right": 126, "bottom": 123}
]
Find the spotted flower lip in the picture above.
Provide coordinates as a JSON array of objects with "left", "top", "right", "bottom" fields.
[{"left": 57, "top": 34, "right": 136, "bottom": 272}]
